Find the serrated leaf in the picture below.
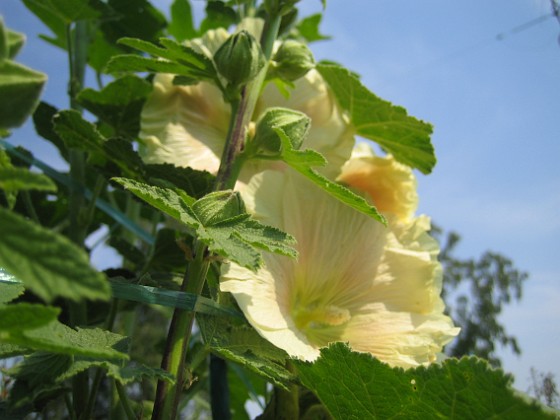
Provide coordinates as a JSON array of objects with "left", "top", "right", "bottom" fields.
[
  {"left": 276, "top": 129, "right": 386, "bottom": 224},
  {"left": 145, "top": 163, "right": 215, "bottom": 199},
  {"left": 77, "top": 75, "right": 152, "bottom": 137},
  {"left": 53, "top": 109, "right": 106, "bottom": 154},
  {"left": 0, "top": 60, "right": 46, "bottom": 129},
  {"left": 0, "top": 343, "right": 31, "bottom": 358},
  {"left": 47, "top": 356, "right": 175, "bottom": 385},
  {"left": 0, "top": 207, "right": 110, "bottom": 302},
  {"left": 111, "top": 37, "right": 216, "bottom": 81},
  {"left": 3, "top": 323, "right": 128, "bottom": 360},
  {"left": 0, "top": 167, "right": 57, "bottom": 192},
  {"left": 113, "top": 178, "right": 297, "bottom": 271},
  {"left": 295, "top": 14, "right": 330, "bottom": 43},
  {"left": 168, "top": 0, "right": 197, "bottom": 41},
  {"left": 294, "top": 343, "right": 554, "bottom": 419},
  {"left": 106, "top": 54, "right": 191, "bottom": 75},
  {"left": 317, "top": 63, "right": 436, "bottom": 174},
  {"left": 198, "top": 314, "right": 293, "bottom": 389}
]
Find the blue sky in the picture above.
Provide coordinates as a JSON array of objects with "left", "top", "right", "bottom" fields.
[{"left": 3, "top": 0, "right": 559, "bottom": 393}]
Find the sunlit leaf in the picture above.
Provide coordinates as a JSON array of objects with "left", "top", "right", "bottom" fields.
[
  {"left": 294, "top": 343, "right": 554, "bottom": 419},
  {"left": 0, "top": 208, "right": 110, "bottom": 302},
  {"left": 317, "top": 62, "right": 435, "bottom": 174}
]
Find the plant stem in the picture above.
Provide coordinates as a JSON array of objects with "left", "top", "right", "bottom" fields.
[
  {"left": 115, "top": 381, "right": 136, "bottom": 420},
  {"left": 151, "top": 11, "right": 283, "bottom": 420},
  {"left": 66, "top": 20, "right": 91, "bottom": 415},
  {"left": 210, "top": 354, "right": 231, "bottom": 420}
]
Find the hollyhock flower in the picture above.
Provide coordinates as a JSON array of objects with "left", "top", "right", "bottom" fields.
[
  {"left": 220, "top": 169, "right": 459, "bottom": 368},
  {"left": 337, "top": 142, "right": 418, "bottom": 223},
  {"left": 139, "top": 21, "right": 353, "bottom": 179}
]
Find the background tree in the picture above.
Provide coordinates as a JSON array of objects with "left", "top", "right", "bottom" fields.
[{"left": 433, "top": 226, "right": 528, "bottom": 367}]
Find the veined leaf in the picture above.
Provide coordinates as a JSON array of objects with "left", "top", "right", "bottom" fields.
[
  {"left": 294, "top": 343, "right": 555, "bottom": 419},
  {"left": 198, "top": 314, "right": 293, "bottom": 389},
  {"left": 53, "top": 109, "right": 106, "bottom": 154},
  {"left": 113, "top": 178, "right": 297, "bottom": 271},
  {"left": 21, "top": 0, "right": 100, "bottom": 25},
  {"left": 0, "top": 208, "right": 110, "bottom": 302},
  {"left": 0, "top": 268, "right": 24, "bottom": 304},
  {"left": 276, "top": 128, "right": 386, "bottom": 224},
  {"left": 3, "top": 323, "right": 128, "bottom": 360},
  {"left": 317, "top": 62, "right": 435, "bottom": 174},
  {"left": 77, "top": 75, "right": 152, "bottom": 137},
  {"left": 108, "top": 37, "right": 216, "bottom": 81},
  {"left": 0, "top": 304, "right": 59, "bottom": 332},
  {"left": 295, "top": 14, "right": 331, "bottom": 43}
]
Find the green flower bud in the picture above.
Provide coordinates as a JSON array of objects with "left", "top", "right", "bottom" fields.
[
  {"left": 251, "top": 107, "right": 310, "bottom": 156},
  {"left": 213, "top": 30, "right": 266, "bottom": 89},
  {"left": 192, "top": 190, "right": 246, "bottom": 226},
  {"left": 270, "top": 40, "right": 315, "bottom": 82}
]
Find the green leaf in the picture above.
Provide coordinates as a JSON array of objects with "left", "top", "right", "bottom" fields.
[
  {"left": 294, "top": 343, "right": 554, "bottom": 419},
  {"left": 77, "top": 75, "right": 152, "bottom": 137},
  {"left": 0, "top": 60, "right": 46, "bottom": 130},
  {"left": 168, "top": 0, "right": 197, "bottom": 41},
  {"left": 21, "top": 0, "right": 67, "bottom": 49},
  {"left": 53, "top": 109, "right": 106, "bottom": 154},
  {"left": 0, "top": 167, "right": 57, "bottom": 192},
  {"left": 0, "top": 17, "right": 8, "bottom": 62},
  {"left": 113, "top": 178, "right": 297, "bottom": 271},
  {"left": 294, "top": 14, "right": 330, "bottom": 43},
  {"left": 0, "top": 207, "right": 110, "bottom": 302},
  {"left": 0, "top": 343, "right": 31, "bottom": 358},
  {"left": 198, "top": 314, "right": 293, "bottom": 389},
  {"left": 276, "top": 129, "right": 386, "bottom": 224},
  {"left": 317, "top": 62, "right": 436, "bottom": 174},
  {"left": 106, "top": 54, "right": 194, "bottom": 76},
  {"left": 21, "top": 0, "right": 100, "bottom": 24},
  {"left": 110, "top": 37, "right": 216, "bottom": 81},
  {"left": 3, "top": 323, "right": 129, "bottom": 360},
  {"left": 57, "top": 358, "right": 176, "bottom": 385},
  {"left": 99, "top": 0, "right": 166, "bottom": 46},
  {"left": 0, "top": 304, "right": 59, "bottom": 332},
  {"left": 32, "top": 102, "right": 68, "bottom": 161},
  {"left": 199, "top": 1, "right": 238, "bottom": 33},
  {"left": 0, "top": 268, "right": 25, "bottom": 303},
  {"left": 145, "top": 163, "right": 215, "bottom": 199}
]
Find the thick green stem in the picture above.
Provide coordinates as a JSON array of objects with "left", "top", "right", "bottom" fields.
[
  {"left": 66, "top": 20, "right": 91, "bottom": 415},
  {"left": 151, "top": 11, "right": 283, "bottom": 420},
  {"left": 152, "top": 241, "right": 210, "bottom": 420}
]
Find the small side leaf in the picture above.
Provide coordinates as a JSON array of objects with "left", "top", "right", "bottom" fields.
[{"left": 276, "top": 128, "right": 386, "bottom": 224}]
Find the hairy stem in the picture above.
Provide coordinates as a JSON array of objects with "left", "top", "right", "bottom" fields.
[{"left": 151, "top": 11, "right": 283, "bottom": 420}]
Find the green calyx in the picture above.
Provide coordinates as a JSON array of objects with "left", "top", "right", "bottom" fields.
[
  {"left": 269, "top": 39, "right": 315, "bottom": 82},
  {"left": 250, "top": 107, "right": 310, "bottom": 157},
  {"left": 213, "top": 30, "right": 266, "bottom": 92}
]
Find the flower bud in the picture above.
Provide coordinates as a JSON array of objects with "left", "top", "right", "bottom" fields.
[
  {"left": 270, "top": 40, "right": 315, "bottom": 82},
  {"left": 213, "top": 30, "right": 266, "bottom": 89},
  {"left": 192, "top": 190, "right": 246, "bottom": 226},
  {"left": 251, "top": 107, "right": 310, "bottom": 156}
]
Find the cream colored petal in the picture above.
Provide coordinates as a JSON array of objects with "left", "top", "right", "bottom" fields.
[
  {"left": 221, "top": 256, "right": 319, "bottom": 361},
  {"left": 338, "top": 143, "right": 418, "bottom": 221},
  {"left": 139, "top": 74, "right": 231, "bottom": 172}
]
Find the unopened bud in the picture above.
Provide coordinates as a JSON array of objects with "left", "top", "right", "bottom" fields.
[
  {"left": 192, "top": 190, "right": 246, "bottom": 226},
  {"left": 270, "top": 40, "right": 314, "bottom": 81},
  {"left": 252, "top": 107, "right": 310, "bottom": 156},
  {"left": 213, "top": 30, "right": 266, "bottom": 89}
]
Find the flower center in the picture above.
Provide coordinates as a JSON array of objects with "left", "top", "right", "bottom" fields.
[{"left": 293, "top": 302, "right": 351, "bottom": 332}]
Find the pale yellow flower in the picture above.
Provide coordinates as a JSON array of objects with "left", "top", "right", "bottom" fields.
[
  {"left": 337, "top": 142, "right": 418, "bottom": 223},
  {"left": 139, "top": 22, "right": 353, "bottom": 179},
  {"left": 221, "top": 170, "right": 459, "bottom": 368}
]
